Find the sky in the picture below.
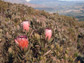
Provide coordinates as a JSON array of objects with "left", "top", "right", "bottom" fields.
[
  {"left": 60, "top": 0, "right": 84, "bottom": 1},
  {"left": 25, "top": 0, "right": 31, "bottom": 2},
  {"left": 25, "top": 0, "right": 84, "bottom": 2}
]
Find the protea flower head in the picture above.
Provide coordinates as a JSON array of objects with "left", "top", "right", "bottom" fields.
[
  {"left": 21, "top": 21, "right": 30, "bottom": 31},
  {"left": 45, "top": 28, "right": 52, "bottom": 40},
  {"left": 15, "top": 35, "right": 29, "bottom": 49}
]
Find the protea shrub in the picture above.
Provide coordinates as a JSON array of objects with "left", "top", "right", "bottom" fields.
[
  {"left": 21, "top": 21, "right": 30, "bottom": 31},
  {"left": 45, "top": 28, "right": 52, "bottom": 40},
  {"left": 15, "top": 35, "right": 29, "bottom": 49}
]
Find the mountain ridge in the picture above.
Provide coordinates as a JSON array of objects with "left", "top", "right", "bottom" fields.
[{"left": 4, "top": 0, "right": 26, "bottom": 3}]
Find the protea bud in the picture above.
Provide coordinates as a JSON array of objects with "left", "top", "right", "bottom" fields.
[
  {"left": 21, "top": 21, "right": 30, "bottom": 31},
  {"left": 45, "top": 28, "right": 52, "bottom": 40},
  {"left": 15, "top": 35, "right": 29, "bottom": 49}
]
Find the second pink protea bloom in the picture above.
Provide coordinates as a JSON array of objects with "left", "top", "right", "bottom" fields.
[
  {"left": 15, "top": 35, "right": 29, "bottom": 49},
  {"left": 45, "top": 28, "right": 52, "bottom": 40},
  {"left": 21, "top": 21, "right": 30, "bottom": 31}
]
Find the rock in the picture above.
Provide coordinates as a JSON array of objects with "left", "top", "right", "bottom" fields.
[
  {"left": 0, "top": 39, "right": 2, "bottom": 42},
  {"left": 34, "top": 33, "right": 40, "bottom": 40},
  {"left": 0, "top": 29, "right": 2, "bottom": 33},
  {"left": 8, "top": 47, "right": 13, "bottom": 54}
]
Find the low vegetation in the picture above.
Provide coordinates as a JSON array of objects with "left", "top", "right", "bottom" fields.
[{"left": 0, "top": 1, "right": 84, "bottom": 63}]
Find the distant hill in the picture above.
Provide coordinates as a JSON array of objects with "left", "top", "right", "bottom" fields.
[{"left": 32, "top": 1, "right": 84, "bottom": 21}]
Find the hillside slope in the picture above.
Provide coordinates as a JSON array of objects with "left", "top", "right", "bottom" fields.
[{"left": 0, "top": 1, "right": 84, "bottom": 63}]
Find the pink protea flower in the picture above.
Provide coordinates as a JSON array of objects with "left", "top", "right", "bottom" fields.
[
  {"left": 15, "top": 35, "right": 29, "bottom": 49},
  {"left": 21, "top": 21, "right": 30, "bottom": 31},
  {"left": 45, "top": 28, "right": 52, "bottom": 40}
]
